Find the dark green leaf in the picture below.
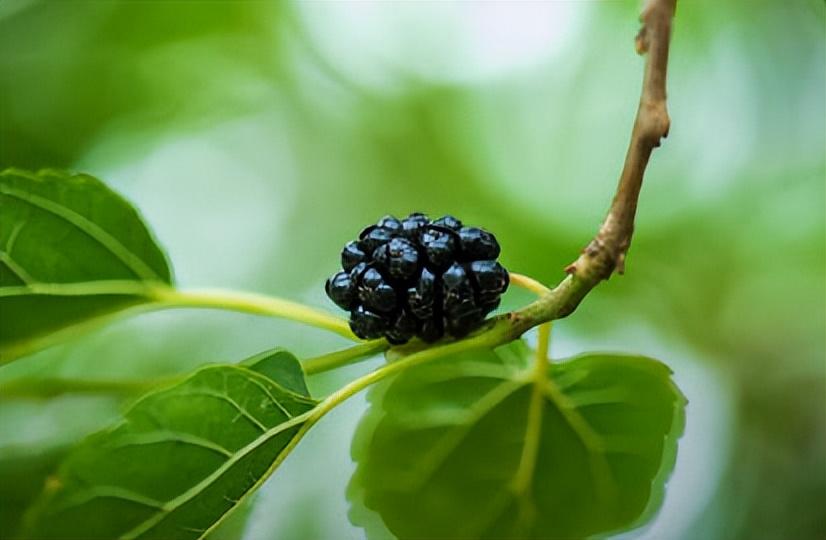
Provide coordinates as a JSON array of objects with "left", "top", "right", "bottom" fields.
[
  {"left": 0, "top": 169, "right": 172, "bottom": 362},
  {"left": 240, "top": 348, "right": 310, "bottom": 398},
  {"left": 0, "top": 448, "right": 69, "bottom": 540},
  {"left": 349, "top": 342, "right": 686, "bottom": 539},
  {"left": 22, "top": 360, "right": 317, "bottom": 539}
]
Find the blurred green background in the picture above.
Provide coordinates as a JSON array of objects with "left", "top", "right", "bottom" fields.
[{"left": 0, "top": 1, "right": 823, "bottom": 539}]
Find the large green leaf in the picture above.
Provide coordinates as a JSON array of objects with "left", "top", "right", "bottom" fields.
[
  {"left": 22, "top": 351, "right": 317, "bottom": 539},
  {"left": 349, "top": 342, "right": 686, "bottom": 539},
  {"left": 0, "top": 168, "right": 172, "bottom": 362}
]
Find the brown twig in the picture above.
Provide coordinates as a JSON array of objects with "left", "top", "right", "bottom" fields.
[
  {"left": 507, "top": 0, "right": 678, "bottom": 335},
  {"left": 567, "top": 0, "right": 675, "bottom": 280}
]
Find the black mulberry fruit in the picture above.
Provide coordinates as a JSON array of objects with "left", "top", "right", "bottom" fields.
[
  {"left": 326, "top": 213, "right": 509, "bottom": 343},
  {"left": 373, "top": 237, "right": 420, "bottom": 281},
  {"left": 341, "top": 241, "right": 367, "bottom": 271}
]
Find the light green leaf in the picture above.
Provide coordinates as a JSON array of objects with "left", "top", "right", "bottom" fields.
[
  {"left": 22, "top": 353, "right": 317, "bottom": 540},
  {"left": 0, "top": 168, "right": 172, "bottom": 362},
  {"left": 349, "top": 342, "right": 686, "bottom": 540}
]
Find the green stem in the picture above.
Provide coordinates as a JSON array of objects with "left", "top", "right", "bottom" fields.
[
  {"left": 299, "top": 272, "right": 586, "bottom": 407},
  {"left": 307, "top": 322, "right": 504, "bottom": 423},
  {"left": 151, "top": 287, "right": 357, "bottom": 341},
  {"left": 303, "top": 340, "right": 389, "bottom": 375}
]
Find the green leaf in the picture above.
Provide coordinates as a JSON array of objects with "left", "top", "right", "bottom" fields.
[
  {"left": 0, "top": 448, "right": 69, "bottom": 540},
  {"left": 22, "top": 355, "right": 318, "bottom": 540},
  {"left": 349, "top": 342, "right": 686, "bottom": 540},
  {"left": 240, "top": 348, "right": 310, "bottom": 398},
  {"left": 0, "top": 168, "right": 172, "bottom": 362}
]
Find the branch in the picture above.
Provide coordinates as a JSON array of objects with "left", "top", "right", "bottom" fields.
[
  {"left": 568, "top": 0, "right": 675, "bottom": 281},
  {"left": 511, "top": 0, "right": 677, "bottom": 334}
]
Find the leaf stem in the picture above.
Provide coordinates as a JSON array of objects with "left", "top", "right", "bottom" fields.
[
  {"left": 535, "top": 323, "right": 551, "bottom": 367},
  {"left": 302, "top": 340, "right": 389, "bottom": 375},
  {"left": 303, "top": 320, "right": 505, "bottom": 424},
  {"left": 150, "top": 287, "right": 357, "bottom": 341},
  {"left": 511, "top": 272, "right": 552, "bottom": 366},
  {"left": 510, "top": 272, "right": 550, "bottom": 296}
]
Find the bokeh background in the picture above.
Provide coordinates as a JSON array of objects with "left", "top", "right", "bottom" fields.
[{"left": 1, "top": 1, "right": 823, "bottom": 539}]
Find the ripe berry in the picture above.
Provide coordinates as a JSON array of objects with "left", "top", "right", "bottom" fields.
[
  {"left": 446, "top": 305, "right": 484, "bottom": 337},
  {"left": 358, "top": 268, "right": 397, "bottom": 313},
  {"left": 377, "top": 215, "right": 403, "bottom": 236},
  {"left": 350, "top": 305, "right": 386, "bottom": 339},
  {"left": 442, "top": 263, "right": 473, "bottom": 303},
  {"left": 349, "top": 261, "right": 369, "bottom": 282},
  {"left": 401, "top": 212, "right": 429, "bottom": 240},
  {"left": 359, "top": 226, "right": 394, "bottom": 254},
  {"left": 419, "top": 317, "right": 444, "bottom": 342},
  {"left": 341, "top": 241, "right": 367, "bottom": 271},
  {"left": 407, "top": 267, "right": 438, "bottom": 319},
  {"left": 469, "top": 260, "right": 509, "bottom": 303},
  {"left": 373, "top": 237, "right": 419, "bottom": 281},
  {"left": 459, "top": 227, "right": 500, "bottom": 260},
  {"left": 386, "top": 310, "right": 418, "bottom": 344},
  {"left": 326, "top": 212, "right": 509, "bottom": 344},
  {"left": 419, "top": 227, "right": 458, "bottom": 271},
  {"left": 433, "top": 215, "right": 463, "bottom": 231},
  {"left": 325, "top": 271, "right": 356, "bottom": 310}
]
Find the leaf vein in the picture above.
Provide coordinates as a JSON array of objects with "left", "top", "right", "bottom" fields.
[
  {"left": 244, "top": 376, "right": 293, "bottom": 419},
  {"left": 119, "top": 411, "right": 311, "bottom": 540},
  {"left": 0, "top": 186, "right": 160, "bottom": 281},
  {"left": 110, "top": 431, "right": 234, "bottom": 459},
  {"left": 172, "top": 390, "right": 268, "bottom": 433},
  {"left": 0, "top": 251, "right": 35, "bottom": 284},
  {"left": 54, "top": 486, "right": 167, "bottom": 515}
]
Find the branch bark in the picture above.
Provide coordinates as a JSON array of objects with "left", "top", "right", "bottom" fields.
[
  {"left": 569, "top": 0, "right": 675, "bottom": 280},
  {"left": 511, "top": 0, "right": 677, "bottom": 334}
]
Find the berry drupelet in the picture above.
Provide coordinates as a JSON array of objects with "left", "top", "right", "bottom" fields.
[{"left": 325, "top": 213, "right": 509, "bottom": 344}]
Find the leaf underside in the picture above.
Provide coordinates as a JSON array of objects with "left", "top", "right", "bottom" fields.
[
  {"left": 349, "top": 342, "right": 686, "bottom": 540},
  {"left": 22, "top": 350, "right": 317, "bottom": 540},
  {"left": 0, "top": 168, "right": 172, "bottom": 361}
]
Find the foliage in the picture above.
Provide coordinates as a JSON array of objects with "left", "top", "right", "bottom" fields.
[
  {"left": 0, "top": 169, "right": 171, "bottom": 362},
  {"left": 0, "top": 1, "right": 823, "bottom": 539},
  {"left": 350, "top": 344, "right": 685, "bottom": 539},
  {"left": 23, "top": 351, "right": 315, "bottom": 540},
  {"left": 0, "top": 169, "right": 684, "bottom": 539}
]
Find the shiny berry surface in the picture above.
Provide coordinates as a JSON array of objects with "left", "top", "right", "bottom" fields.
[
  {"left": 386, "top": 310, "right": 418, "bottom": 344},
  {"left": 419, "top": 227, "right": 457, "bottom": 271},
  {"left": 341, "top": 241, "right": 367, "bottom": 271},
  {"left": 325, "top": 271, "right": 355, "bottom": 310},
  {"left": 432, "top": 215, "right": 463, "bottom": 231},
  {"left": 407, "top": 267, "right": 438, "bottom": 319},
  {"left": 401, "top": 212, "right": 429, "bottom": 240},
  {"left": 458, "top": 227, "right": 500, "bottom": 261},
  {"left": 359, "top": 226, "right": 394, "bottom": 254},
  {"left": 373, "top": 237, "right": 419, "bottom": 281},
  {"left": 326, "top": 212, "right": 509, "bottom": 344},
  {"left": 349, "top": 306, "right": 387, "bottom": 339},
  {"left": 376, "top": 215, "right": 403, "bottom": 236},
  {"left": 358, "top": 268, "right": 397, "bottom": 313},
  {"left": 469, "top": 260, "right": 509, "bottom": 303}
]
